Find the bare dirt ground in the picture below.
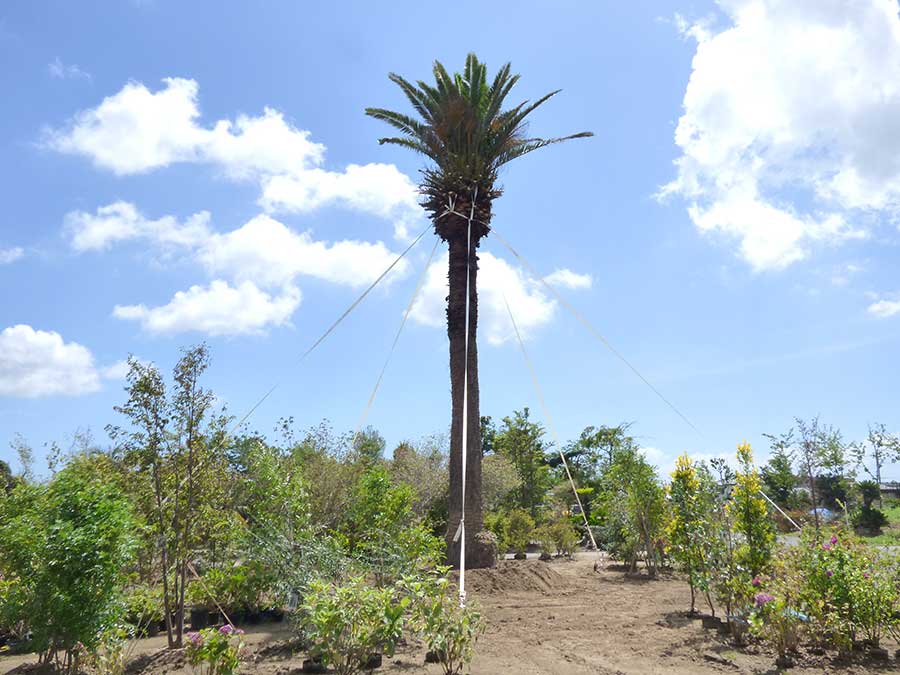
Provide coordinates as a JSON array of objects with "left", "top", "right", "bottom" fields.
[{"left": 3, "top": 555, "right": 899, "bottom": 674}]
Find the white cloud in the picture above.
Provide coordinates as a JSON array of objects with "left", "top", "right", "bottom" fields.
[
  {"left": 259, "top": 163, "right": 423, "bottom": 241},
  {"left": 46, "top": 77, "right": 424, "bottom": 239},
  {"left": 48, "top": 57, "right": 91, "bottom": 81},
  {"left": 663, "top": 0, "right": 900, "bottom": 270},
  {"left": 99, "top": 360, "right": 130, "bottom": 380},
  {"left": 544, "top": 268, "right": 592, "bottom": 290},
  {"left": 410, "top": 252, "right": 590, "bottom": 345},
  {"left": 868, "top": 295, "right": 900, "bottom": 318},
  {"left": 65, "top": 201, "right": 212, "bottom": 252},
  {"left": 112, "top": 280, "right": 301, "bottom": 336},
  {"left": 0, "top": 247, "right": 24, "bottom": 265},
  {"left": 0, "top": 325, "right": 104, "bottom": 397},
  {"left": 199, "top": 214, "right": 409, "bottom": 288},
  {"left": 71, "top": 201, "right": 412, "bottom": 337}
]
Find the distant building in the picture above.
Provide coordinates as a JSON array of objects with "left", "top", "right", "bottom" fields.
[{"left": 880, "top": 482, "right": 900, "bottom": 500}]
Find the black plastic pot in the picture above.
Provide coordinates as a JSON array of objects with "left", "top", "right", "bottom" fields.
[
  {"left": 363, "top": 653, "right": 382, "bottom": 670},
  {"left": 262, "top": 608, "right": 285, "bottom": 623},
  {"left": 301, "top": 656, "right": 326, "bottom": 673},
  {"left": 189, "top": 608, "right": 210, "bottom": 630}
]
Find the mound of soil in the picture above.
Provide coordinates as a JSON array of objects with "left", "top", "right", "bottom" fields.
[{"left": 461, "top": 560, "right": 571, "bottom": 595}]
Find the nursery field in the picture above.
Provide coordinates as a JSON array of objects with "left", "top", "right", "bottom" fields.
[{"left": 3, "top": 556, "right": 897, "bottom": 675}]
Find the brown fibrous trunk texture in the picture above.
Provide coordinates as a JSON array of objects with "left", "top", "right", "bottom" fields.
[{"left": 433, "top": 190, "right": 495, "bottom": 569}]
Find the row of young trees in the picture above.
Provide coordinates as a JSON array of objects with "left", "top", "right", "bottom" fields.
[
  {"left": 667, "top": 445, "right": 900, "bottom": 665},
  {"left": 1, "top": 343, "right": 897, "bottom": 671}
]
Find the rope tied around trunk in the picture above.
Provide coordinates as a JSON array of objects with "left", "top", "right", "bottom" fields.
[{"left": 448, "top": 186, "right": 478, "bottom": 608}]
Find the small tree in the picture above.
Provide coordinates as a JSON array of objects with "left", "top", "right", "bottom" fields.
[
  {"left": 728, "top": 442, "right": 774, "bottom": 577},
  {"left": 602, "top": 447, "right": 666, "bottom": 575},
  {"left": 494, "top": 409, "right": 552, "bottom": 519},
  {"left": 760, "top": 447, "right": 796, "bottom": 506},
  {"left": 506, "top": 509, "right": 535, "bottom": 558},
  {"left": 0, "top": 458, "right": 136, "bottom": 672},
  {"left": 108, "top": 345, "right": 230, "bottom": 648},
  {"left": 667, "top": 454, "right": 717, "bottom": 614}
]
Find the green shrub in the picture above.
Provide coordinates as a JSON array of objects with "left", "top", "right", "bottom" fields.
[
  {"left": 185, "top": 625, "right": 246, "bottom": 675},
  {"left": 124, "top": 585, "right": 164, "bottom": 627},
  {"left": 342, "top": 467, "right": 441, "bottom": 584},
  {"left": 483, "top": 511, "right": 509, "bottom": 556},
  {"left": 792, "top": 529, "right": 898, "bottom": 652},
  {"left": 749, "top": 594, "right": 805, "bottom": 661},
  {"left": 0, "top": 463, "right": 136, "bottom": 671},
  {"left": 405, "top": 574, "right": 484, "bottom": 675},
  {"left": 297, "top": 577, "right": 406, "bottom": 675},
  {"left": 747, "top": 555, "right": 807, "bottom": 661},
  {"left": 534, "top": 520, "right": 578, "bottom": 558},
  {"left": 506, "top": 509, "right": 534, "bottom": 557}
]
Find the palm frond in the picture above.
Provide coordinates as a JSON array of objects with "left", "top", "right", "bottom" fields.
[{"left": 368, "top": 54, "right": 592, "bottom": 202}]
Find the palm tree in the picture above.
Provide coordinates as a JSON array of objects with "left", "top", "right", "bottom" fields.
[{"left": 366, "top": 54, "right": 591, "bottom": 568}]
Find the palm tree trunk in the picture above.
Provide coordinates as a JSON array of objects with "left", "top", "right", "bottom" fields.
[{"left": 444, "top": 228, "right": 493, "bottom": 568}]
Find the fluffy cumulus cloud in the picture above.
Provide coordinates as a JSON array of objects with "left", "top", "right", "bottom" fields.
[
  {"left": 868, "top": 294, "right": 900, "bottom": 318},
  {"left": 65, "top": 201, "right": 212, "bottom": 251},
  {"left": 71, "top": 201, "right": 411, "bottom": 335},
  {"left": 199, "top": 214, "right": 408, "bottom": 288},
  {"left": 113, "top": 281, "right": 301, "bottom": 336},
  {"left": 663, "top": 0, "right": 900, "bottom": 270},
  {"left": 0, "top": 247, "right": 24, "bottom": 264},
  {"left": 45, "top": 77, "right": 424, "bottom": 240},
  {"left": 0, "top": 325, "right": 121, "bottom": 397},
  {"left": 409, "top": 251, "right": 589, "bottom": 345}
]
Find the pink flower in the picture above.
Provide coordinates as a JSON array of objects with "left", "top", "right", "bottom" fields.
[
  {"left": 822, "top": 543, "right": 831, "bottom": 551},
  {"left": 863, "top": 572, "right": 870, "bottom": 579},
  {"left": 187, "top": 632, "right": 202, "bottom": 645},
  {"left": 754, "top": 593, "right": 775, "bottom": 607},
  {"left": 236, "top": 628, "right": 245, "bottom": 636},
  {"left": 219, "top": 624, "right": 234, "bottom": 635},
  {"left": 830, "top": 535, "right": 838, "bottom": 545},
  {"left": 751, "top": 577, "right": 761, "bottom": 587}
]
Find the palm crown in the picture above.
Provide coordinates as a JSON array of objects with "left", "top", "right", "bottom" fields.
[{"left": 365, "top": 53, "right": 592, "bottom": 222}]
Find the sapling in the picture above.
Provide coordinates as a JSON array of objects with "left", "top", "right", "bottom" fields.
[{"left": 666, "top": 454, "right": 717, "bottom": 615}]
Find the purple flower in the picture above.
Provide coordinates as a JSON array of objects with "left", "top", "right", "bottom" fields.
[
  {"left": 822, "top": 543, "right": 831, "bottom": 551},
  {"left": 826, "top": 570, "right": 833, "bottom": 578},
  {"left": 754, "top": 593, "right": 775, "bottom": 607},
  {"left": 235, "top": 628, "right": 245, "bottom": 636},
  {"left": 219, "top": 624, "right": 234, "bottom": 635},
  {"left": 830, "top": 535, "right": 838, "bottom": 545},
  {"left": 864, "top": 572, "right": 870, "bottom": 579},
  {"left": 187, "top": 632, "right": 202, "bottom": 645},
  {"left": 751, "top": 577, "right": 761, "bottom": 587}
]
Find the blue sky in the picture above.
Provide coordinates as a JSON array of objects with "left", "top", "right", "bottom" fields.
[{"left": 1, "top": 0, "right": 898, "bottom": 478}]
